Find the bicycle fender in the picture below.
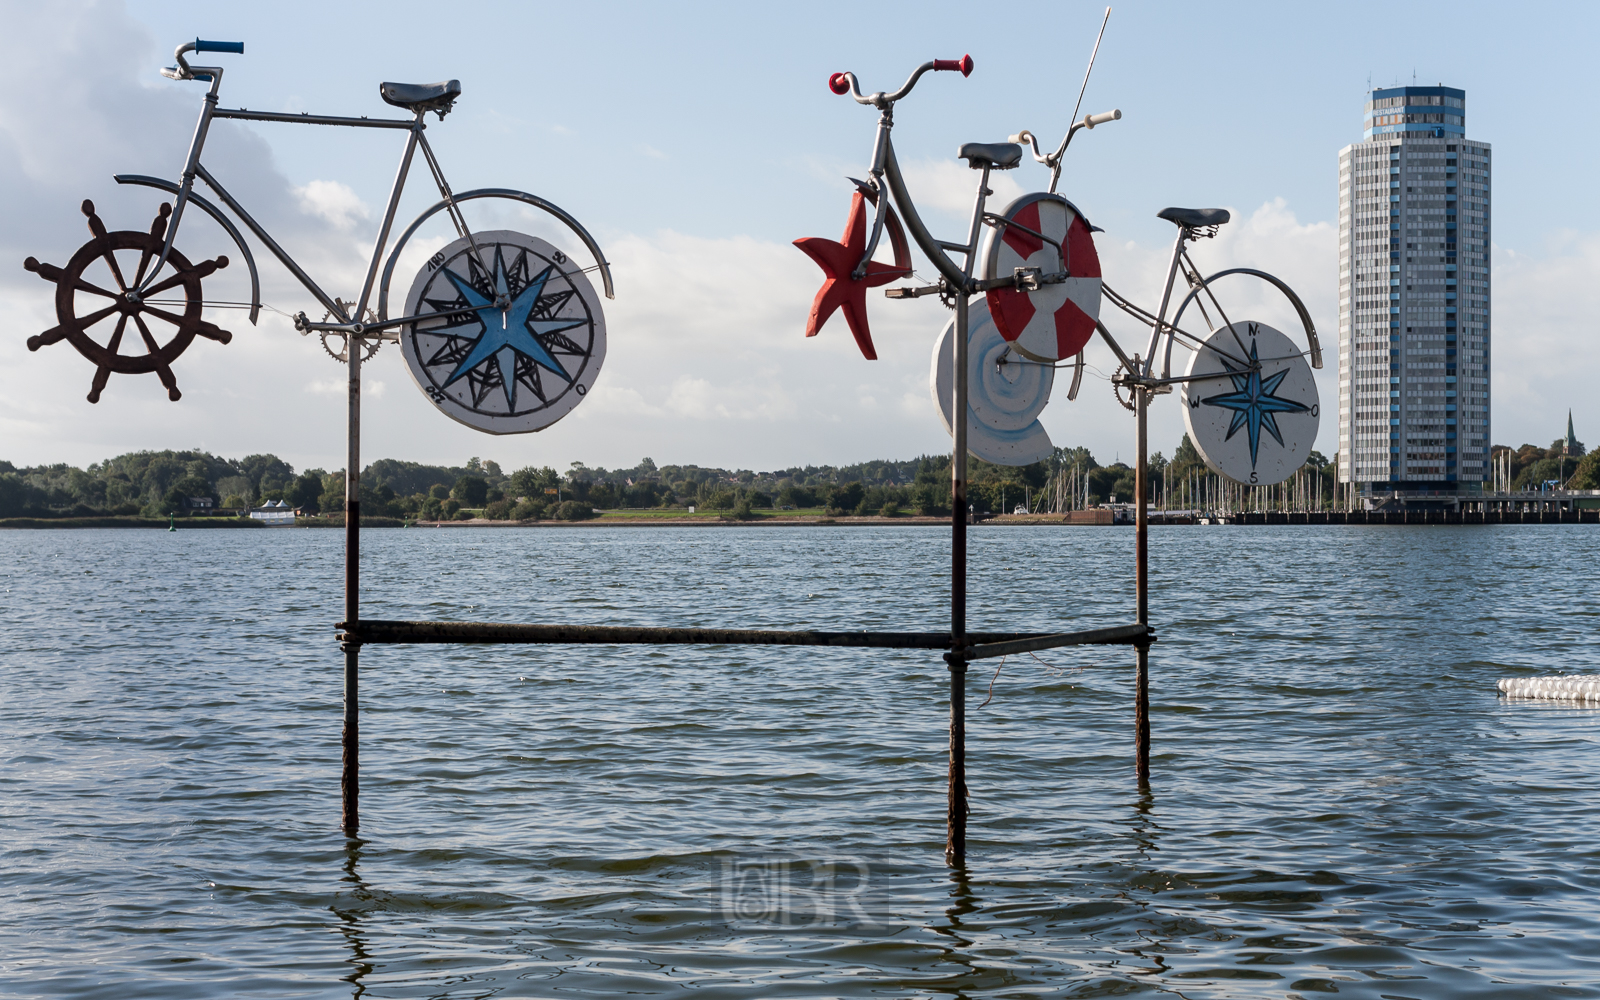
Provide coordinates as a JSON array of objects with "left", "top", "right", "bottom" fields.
[
  {"left": 114, "top": 174, "right": 261, "bottom": 325},
  {"left": 377, "top": 188, "right": 614, "bottom": 322}
]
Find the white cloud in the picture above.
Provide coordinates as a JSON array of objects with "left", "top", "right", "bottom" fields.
[
  {"left": 1490, "top": 231, "right": 1600, "bottom": 447},
  {"left": 897, "top": 158, "right": 1025, "bottom": 222},
  {"left": 294, "top": 179, "right": 370, "bottom": 231},
  {"left": 305, "top": 377, "right": 386, "bottom": 397}
]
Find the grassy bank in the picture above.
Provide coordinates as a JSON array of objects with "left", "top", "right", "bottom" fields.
[
  {"left": 0, "top": 516, "right": 265, "bottom": 529},
  {"left": 294, "top": 516, "right": 408, "bottom": 528}
]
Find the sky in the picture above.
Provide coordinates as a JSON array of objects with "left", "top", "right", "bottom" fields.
[{"left": 2, "top": 0, "right": 1597, "bottom": 475}]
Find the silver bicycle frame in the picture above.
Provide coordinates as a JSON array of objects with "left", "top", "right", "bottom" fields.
[{"left": 126, "top": 70, "right": 614, "bottom": 332}]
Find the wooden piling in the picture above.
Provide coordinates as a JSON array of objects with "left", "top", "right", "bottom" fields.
[
  {"left": 1134, "top": 387, "right": 1151, "bottom": 784},
  {"left": 340, "top": 640, "right": 359, "bottom": 835},
  {"left": 342, "top": 336, "right": 360, "bottom": 836},
  {"left": 948, "top": 291, "right": 970, "bottom": 868},
  {"left": 946, "top": 654, "right": 967, "bottom": 868}
]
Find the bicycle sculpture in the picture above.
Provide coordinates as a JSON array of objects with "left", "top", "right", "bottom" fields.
[
  {"left": 22, "top": 38, "right": 612, "bottom": 435},
  {"left": 796, "top": 19, "right": 1323, "bottom": 791},
  {"left": 795, "top": 45, "right": 1323, "bottom": 489}
]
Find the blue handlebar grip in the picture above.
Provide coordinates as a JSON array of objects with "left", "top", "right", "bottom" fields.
[{"left": 195, "top": 39, "right": 244, "bottom": 54}]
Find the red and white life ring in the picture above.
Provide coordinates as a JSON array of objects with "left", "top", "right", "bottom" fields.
[{"left": 980, "top": 192, "right": 1101, "bottom": 363}]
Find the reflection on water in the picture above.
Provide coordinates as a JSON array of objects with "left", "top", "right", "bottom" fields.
[
  {"left": 2, "top": 524, "right": 1599, "bottom": 998},
  {"left": 335, "top": 839, "right": 372, "bottom": 998}
]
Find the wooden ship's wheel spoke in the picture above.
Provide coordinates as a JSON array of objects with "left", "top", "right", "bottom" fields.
[{"left": 20, "top": 199, "right": 230, "bottom": 403}]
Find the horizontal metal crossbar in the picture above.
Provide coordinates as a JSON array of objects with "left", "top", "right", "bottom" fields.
[
  {"left": 336, "top": 619, "right": 1152, "bottom": 653},
  {"left": 961, "top": 623, "right": 1152, "bottom": 661},
  {"left": 214, "top": 108, "right": 416, "bottom": 129}
]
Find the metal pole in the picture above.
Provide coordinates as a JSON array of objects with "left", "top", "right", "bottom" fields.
[
  {"left": 1134, "top": 387, "right": 1151, "bottom": 785},
  {"left": 342, "top": 341, "right": 361, "bottom": 835},
  {"left": 947, "top": 291, "right": 969, "bottom": 868}
]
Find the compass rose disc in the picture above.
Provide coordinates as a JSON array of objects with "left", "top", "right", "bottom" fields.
[
  {"left": 400, "top": 230, "right": 605, "bottom": 434},
  {"left": 1180, "top": 321, "right": 1319, "bottom": 486}
]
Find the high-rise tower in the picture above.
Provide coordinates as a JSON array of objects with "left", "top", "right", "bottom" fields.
[{"left": 1337, "top": 86, "right": 1490, "bottom": 501}]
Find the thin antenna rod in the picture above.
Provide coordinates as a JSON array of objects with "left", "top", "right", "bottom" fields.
[{"left": 1068, "top": 7, "right": 1112, "bottom": 129}]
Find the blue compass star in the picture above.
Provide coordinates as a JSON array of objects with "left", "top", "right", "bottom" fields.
[
  {"left": 1200, "top": 339, "right": 1310, "bottom": 468},
  {"left": 430, "top": 247, "right": 584, "bottom": 411}
]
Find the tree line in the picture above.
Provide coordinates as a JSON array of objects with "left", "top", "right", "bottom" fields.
[
  {"left": 4, "top": 436, "right": 1594, "bottom": 521},
  {"left": 0, "top": 449, "right": 1111, "bottom": 520},
  {"left": 1492, "top": 437, "right": 1593, "bottom": 491}
]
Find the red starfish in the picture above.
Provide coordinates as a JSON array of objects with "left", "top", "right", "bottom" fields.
[{"left": 793, "top": 191, "right": 909, "bottom": 360}]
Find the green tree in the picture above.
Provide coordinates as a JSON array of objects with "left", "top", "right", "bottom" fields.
[
  {"left": 238, "top": 453, "right": 294, "bottom": 498},
  {"left": 509, "top": 465, "right": 560, "bottom": 500},
  {"left": 510, "top": 498, "right": 546, "bottom": 520},
  {"left": 0, "top": 473, "right": 48, "bottom": 516},
  {"left": 287, "top": 470, "right": 325, "bottom": 512},
  {"left": 1570, "top": 451, "right": 1600, "bottom": 490},
  {"left": 910, "top": 482, "right": 948, "bottom": 516},
  {"left": 452, "top": 476, "right": 489, "bottom": 506},
  {"left": 156, "top": 474, "right": 213, "bottom": 515},
  {"left": 554, "top": 500, "right": 596, "bottom": 521},
  {"left": 832, "top": 482, "right": 865, "bottom": 513}
]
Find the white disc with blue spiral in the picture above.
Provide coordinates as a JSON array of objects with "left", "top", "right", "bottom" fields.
[{"left": 930, "top": 296, "right": 1055, "bottom": 466}]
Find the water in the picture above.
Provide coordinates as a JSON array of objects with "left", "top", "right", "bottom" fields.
[{"left": 2, "top": 524, "right": 1598, "bottom": 999}]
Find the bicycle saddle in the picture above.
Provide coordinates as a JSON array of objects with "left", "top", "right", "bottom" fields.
[
  {"left": 958, "top": 142, "right": 1022, "bottom": 171},
  {"left": 379, "top": 80, "right": 462, "bottom": 113},
  {"left": 1157, "top": 207, "right": 1230, "bottom": 228}
]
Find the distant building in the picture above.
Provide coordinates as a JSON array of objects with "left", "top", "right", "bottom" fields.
[
  {"left": 1338, "top": 84, "right": 1490, "bottom": 501},
  {"left": 184, "top": 496, "right": 214, "bottom": 509},
  {"left": 250, "top": 499, "right": 296, "bottom": 525}
]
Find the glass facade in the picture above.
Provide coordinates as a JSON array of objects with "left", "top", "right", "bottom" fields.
[{"left": 1338, "top": 86, "right": 1490, "bottom": 494}]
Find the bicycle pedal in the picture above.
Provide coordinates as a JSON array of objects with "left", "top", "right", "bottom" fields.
[{"left": 885, "top": 284, "right": 941, "bottom": 299}]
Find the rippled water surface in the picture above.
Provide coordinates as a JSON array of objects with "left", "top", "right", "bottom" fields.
[{"left": 3, "top": 524, "right": 1599, "bottom": 998}]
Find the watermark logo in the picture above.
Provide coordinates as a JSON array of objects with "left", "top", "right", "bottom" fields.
[{"left": 720, "top": 855, "right": 874, "bottom": 928}]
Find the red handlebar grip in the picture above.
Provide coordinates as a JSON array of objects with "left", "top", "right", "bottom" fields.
[
  {"left": 829, "top": 73, "right": 850, "bottom": 95},
  {"left": 933, "top": 55, "right": 974, "bottom": 77}
]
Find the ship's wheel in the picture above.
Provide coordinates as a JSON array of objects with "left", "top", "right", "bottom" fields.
[{"left": 24, "top": 200, "right": 232, "bottom": 402}]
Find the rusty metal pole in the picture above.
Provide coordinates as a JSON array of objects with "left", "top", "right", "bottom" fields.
[
  {"left": 341, "top": 340, "right": 361, "bottom": 835},
  {"left": 947, "top": 290, "right": 969, "bottom": 868},
  {"left": 1134, "top": 386, "right": 1151, "bottom": 785}
]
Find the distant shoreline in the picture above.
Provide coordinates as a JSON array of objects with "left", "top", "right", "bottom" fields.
[
  {"left": 0, "top": 513, "right": 1111, "bottom": 529},
  {"left": 5, "top": 510, "right": 1592, "bottom": 529}
]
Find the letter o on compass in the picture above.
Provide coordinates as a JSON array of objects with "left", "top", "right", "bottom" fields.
[{"left": 400, "top": 230, "right": 605, "bottom": 434}]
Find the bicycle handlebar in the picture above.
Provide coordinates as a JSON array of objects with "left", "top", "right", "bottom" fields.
[
  {"left": 1011, "top": 108, "right": 1122, "bottom": 167},
  {"left": 829, "top": 55, "right": 973, "bottom": 107},
  {"left": 166, "top": 38, "right": 243, "bottom": 83}
]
